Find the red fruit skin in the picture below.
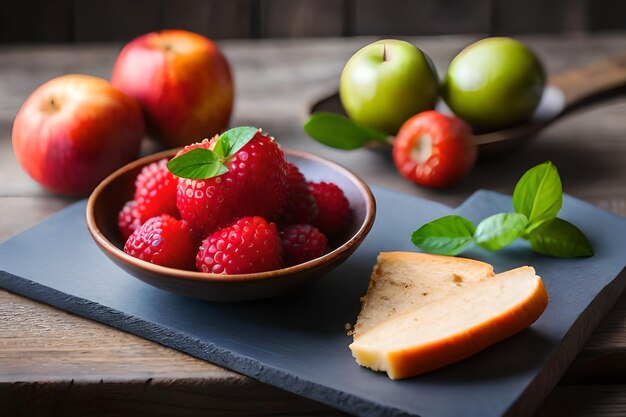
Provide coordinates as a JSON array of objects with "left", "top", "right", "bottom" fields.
[
  {"left": 392, "top": 110, "right": 477, "bottom": 188},
  {"left": 134, "top": 158, "right": 179, "bottom": 221},
  {"left": 175, "top": 136, "right": 216, "bottom": 157},
  {"left": 196, "top": 216, "right": 282, "bottom": 275},
  {"left": 281, "top": 224, "right": 329, "bottom": 266},
  {"left": 12, "top": 74, "right": 144, "bottom": 197},
  {"left": 118, "top": 200, "right": 142, "bottom": 241},
  {"left": 176, "top": 132, "right": 289, "bottom": 235},
  {"left": 280, "top": 162, "right": 318, "bottom": 226},
  {"left": 111, "top": 29, "right": 234, "bottom": 148},
  {"left": 124, "top": 214, "right": 196, "bottom": 270},
  {"left": 309, "top": 182, "right": 351, "bottom": 237}
]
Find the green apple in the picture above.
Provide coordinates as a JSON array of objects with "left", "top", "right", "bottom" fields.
[
  {"left": 340, "top": 39, "right": 439, "bottom": 135},
  {"left": 442, "top": 37, "right": 545, "bottom": 130}
]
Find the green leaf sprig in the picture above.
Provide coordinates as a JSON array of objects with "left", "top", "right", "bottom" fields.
[
  {"left": 167, "top": 126, "right": 259, "bottom": 179},
  {"left": 304, "top": 112, "right": 389, "bottom": 150},
  {"left": 411, "top": 161, "right": 594, "bottom": 258}
]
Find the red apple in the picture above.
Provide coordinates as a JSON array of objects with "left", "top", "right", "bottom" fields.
[
  {"left": 111, "top": 29, "right": 234, "bottom": 148},
  {"left": 12, "top": 74, "right": 144, "bottom": 197}
]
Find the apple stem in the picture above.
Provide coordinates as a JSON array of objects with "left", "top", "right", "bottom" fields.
[
  {"left": 382, "top": 43, "right": 387, "bottom": 62},
  {"left": 50, "top": 97, "right": 57, "bottom": 109}
]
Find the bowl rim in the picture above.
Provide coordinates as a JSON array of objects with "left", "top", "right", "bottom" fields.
[{"left": 86, "top": 147, "right": 376, "bottom": 283}]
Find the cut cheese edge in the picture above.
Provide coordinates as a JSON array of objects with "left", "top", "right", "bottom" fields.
[{"left": 350, "top": 252, "right": 548, "bottom": 380}]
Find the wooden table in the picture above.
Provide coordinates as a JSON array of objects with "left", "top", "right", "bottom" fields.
[{"left": 1, "top": 35, "right": 626, "bottom": 416}]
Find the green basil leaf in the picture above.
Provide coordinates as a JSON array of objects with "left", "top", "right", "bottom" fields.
[
  {"left": 529, "top": 218, "right": 594, "bottom": 258},
  {"left": 475, "top": 212, "right": 528, "bottom": 251},
  {"left": 304, "top": 112, "right": 388, "bottom": 150},
  {"left": 411, "top": 215, "right": 476, "bottom": 256},
  {"left": 166, "top": 148, "right": 228, "bottom": 179},
  {"left": 214, "top": 126, "right": 259, "bottom": 158},
  {"left": 513, "top": 161, "right": 562, "bottom": 232}
]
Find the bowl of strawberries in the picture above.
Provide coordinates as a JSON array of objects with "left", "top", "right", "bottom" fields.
[{"left": 86, "top": 127, "right": 375, "bottom": 301}]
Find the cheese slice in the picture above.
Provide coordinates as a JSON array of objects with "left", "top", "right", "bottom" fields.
[
  {"left": 353, "top": 252, "right": 496, "bottom": 340},
  {"left": 349, "top": 252, "right": 548, "bottom": 379}
]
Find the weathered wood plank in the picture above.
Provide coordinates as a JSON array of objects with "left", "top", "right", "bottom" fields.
[
  {"left": 0, "top": 289, "right": 231, "bottom": 382},
  {"left": 260, "top": 0, "right": 345, "bottom": 38},
  {"left": 493, "top": 0, "right": 586, "bottom": 34},
  {"left": 3, "top": 381, "right": 626, "bottom": 416},
  {"left": 74, "top": 0, "right": 162, "bottom": 42},
  {"left": 1, "top": 1, "right": 626, "bottom": 42},
  {"left": 161, "top": 0, "right": 253, "bottom": 39},
  {"left": 0, "top": 378, "right": 345, "bottom": 416},
  {"left": 535, "top": 385, "right": 626, "bottom": 417},
  {"left": 0, "top": 0, "right": 73, "bottom": 43},
  {"left": 564, "top": 285, "right": 626, "bottom": 384},
  {"left": 586, "top": 0, "right": 626, "bottom": 32},
  {"left": 351, "top": 0, "right": 492, "bottom": 36}
]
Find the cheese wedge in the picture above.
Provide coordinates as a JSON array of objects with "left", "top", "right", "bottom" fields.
[
  {"left": 353, "top": 252, "right": 496, "bottom": 339},
  {"left": 349, "top": 252, "right": 548, "bottom": 379}
]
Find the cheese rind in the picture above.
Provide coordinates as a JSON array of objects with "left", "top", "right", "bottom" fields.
[{"left": 350, "top": 253, "right": 549, "bottom": 379}]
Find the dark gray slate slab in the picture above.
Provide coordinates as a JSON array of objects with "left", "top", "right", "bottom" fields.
[{"left": 1, "top": 187, "right": 625, "bottom": 417}]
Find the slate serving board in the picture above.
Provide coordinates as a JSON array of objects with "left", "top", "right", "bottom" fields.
[{"left": 1, "top": 187, "right": 625, "bottom": 417}]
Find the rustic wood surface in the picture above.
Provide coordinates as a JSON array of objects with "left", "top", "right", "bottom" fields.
[
  {"left": 1, "top": 35, "right": 626, "bottom": 416},
  {"left": 2, "top": 0, "right": 625, "bottom": 43}
]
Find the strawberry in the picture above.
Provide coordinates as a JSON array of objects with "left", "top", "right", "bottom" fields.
[
  {"left": 175, "top": 137, "right": 216, "bottom": 157},
  {"left": 134, "top": 158, "right": 179, "bottom": 220},
  {"left": 124, "top": 214, "right": 196, "bottom": 270},
  {"left": 117, "top": 158, "right": 179, "bottom": 240},
  {"left": 196, "top": 216, "right": 282, "bottom": 274},
  {"left": 280, "top": 162, "right": 318, "bottom": 226},
  {"left": 175, "top": 138, "right": 233, "bottom": 235},
  {"left": 309, "top": 182, "right": 351, "bottom": 237},
  {"left": 118, "top": 200, "right": 142, "bottom": 240},
  {"left": 392, "top": 111, "right": 477, "bottom": 188},
  {"left": 281, "top": 224, "right": 329, "bottom": 266},
  {"left": 173, "top": 128, "right": 289, "bottom": 235}
]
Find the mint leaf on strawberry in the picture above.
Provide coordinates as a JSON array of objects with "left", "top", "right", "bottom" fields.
[
  {"left": 166, "top": 148, "right": 228, "bottom": 179},
  {"left": 168, "top": 126, "right": 260, "bottom": 179},
  {"left": 214, "top": 126, "right": 259, "bottom": 158}
]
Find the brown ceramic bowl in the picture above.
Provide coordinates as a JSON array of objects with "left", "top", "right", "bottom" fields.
[{"left": 86, "top": 148, "right": 376, "bottom": 302}]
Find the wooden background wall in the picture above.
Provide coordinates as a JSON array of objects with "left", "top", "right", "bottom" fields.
[{"left": 1, "top": 0, "right": 625, "bottom": 43}]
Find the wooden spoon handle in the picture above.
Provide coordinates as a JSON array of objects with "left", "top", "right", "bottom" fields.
[{"left": 550, "top": 54, "right": 626, "bottom": 110}]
